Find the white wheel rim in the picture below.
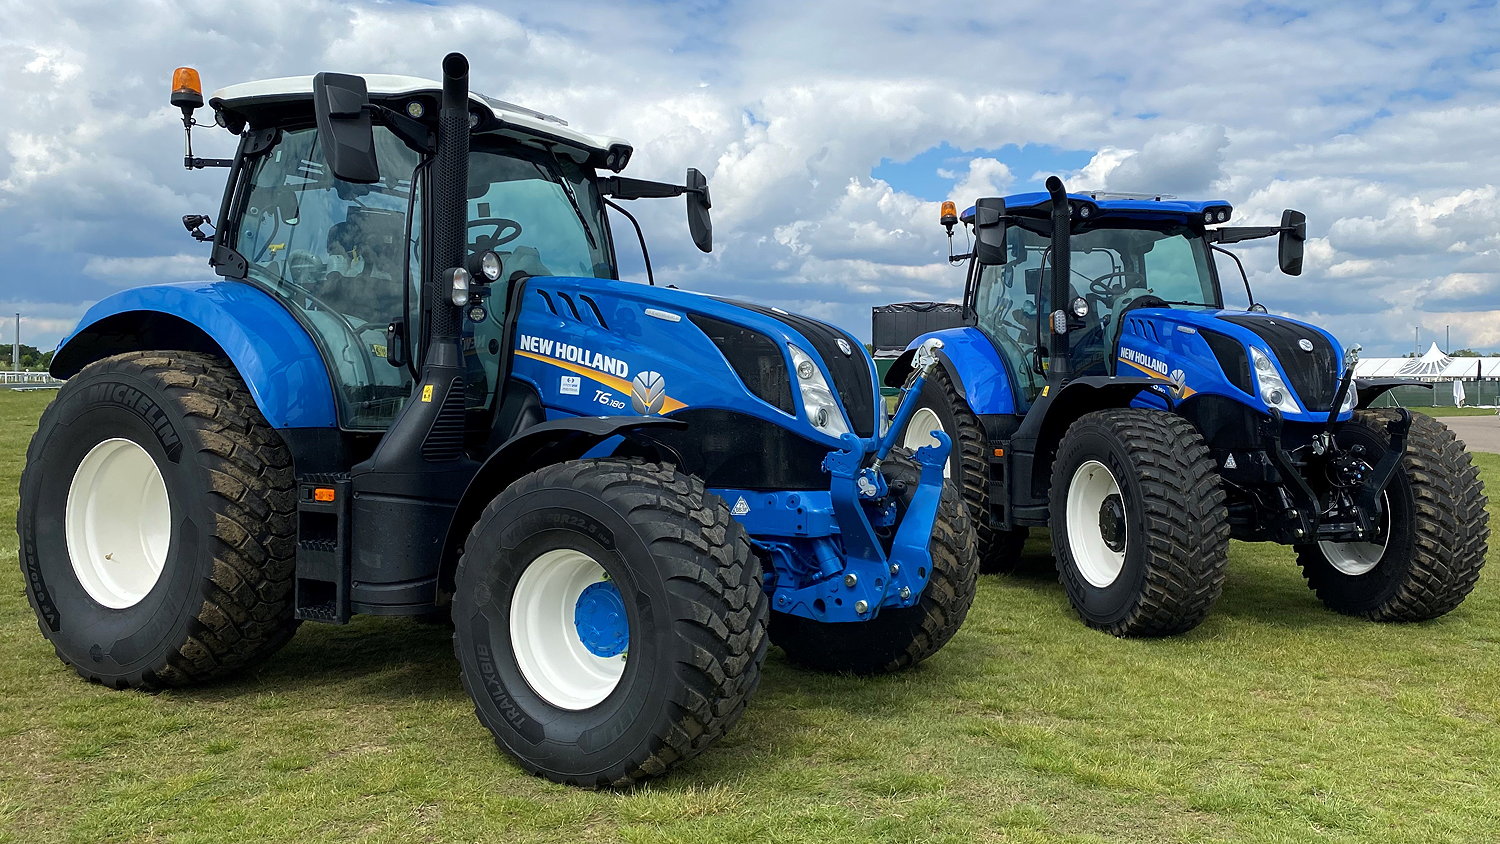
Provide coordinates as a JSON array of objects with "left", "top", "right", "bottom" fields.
[
  {"left": 64, "top": 438, "right": 172, "bottom": 609},
  {"left": 902, "top": 408, "right": 950, "bottom": 478},
  {"left": 1065, "top": 460, "right": 1127, "bottom": 588},
  {"left": 510, "top": 548, "right": 628, "bottom": 710},
  {"left": 1318, "top": 493, "right": 1392, "bottom": 576}
]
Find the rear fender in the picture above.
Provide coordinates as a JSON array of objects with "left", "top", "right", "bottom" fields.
[
  {"left": 883, "top": 326, "right": 1015, "bottom": 415},
  {"left": 50, "top": 282, "right": 337, "bottom": 429},
  {"left": 436, "top": 416, "right": 687, "bottom": 596}
]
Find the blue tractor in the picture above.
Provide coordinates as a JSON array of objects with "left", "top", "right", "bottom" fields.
[
  {"left": 884, "top": 177, "right": 1487, "bottom": 636},
  {"left": 16, "top": 55, "right": 977, "bottom": 787}
]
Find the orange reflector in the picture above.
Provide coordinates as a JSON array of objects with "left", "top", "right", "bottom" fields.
[
  {"left": 993, "top": 448, "right": 1005, "bottom": 457},
  {"left": 172, "top": 67, "right": 202, "bottom": 96},
  {"left": 939, "top": 200, "right": 958, "bottom": 226},
  {"left": 313, "top": 487, "right": 336, "bottom": 503}
]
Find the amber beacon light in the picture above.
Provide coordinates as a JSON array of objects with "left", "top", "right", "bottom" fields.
[{"left": 171, "top": 67, "right": 204, "bottom": 115}]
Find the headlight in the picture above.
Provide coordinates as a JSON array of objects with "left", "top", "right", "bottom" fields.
[
  {"left": 1250, "top": 347, "right": 1301, "bottom": 414},
  {"left": 788, "top": 344, "right": 851, "bottom": 437},
  {"left": 1339, "top": 377, "right": 1357, "bottom": 414}
]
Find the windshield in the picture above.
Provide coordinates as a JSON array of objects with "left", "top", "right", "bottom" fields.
[
  {"left": 467, "top": 140, "right": 613, "bottom": 280},
  {"left": 972, "top": 221, "right": 1218, "bottom": 405}
]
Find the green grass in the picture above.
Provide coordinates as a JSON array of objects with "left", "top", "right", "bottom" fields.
[{"left": 3, "top": 389, "right": 1499, "bottom": 843}]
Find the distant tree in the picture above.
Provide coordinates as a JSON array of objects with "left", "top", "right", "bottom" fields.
[{"left": 1450, "top": 348, "right": 1483, "bottom": 357}]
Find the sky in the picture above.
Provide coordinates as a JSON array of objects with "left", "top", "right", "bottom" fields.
[{"left": 2, "top": 0, "right": 1499, "bottom": 356}]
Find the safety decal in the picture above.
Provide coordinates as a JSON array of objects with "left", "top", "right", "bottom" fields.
[{"left": 731, "top": 496, "right": 751, "bottom": 516}]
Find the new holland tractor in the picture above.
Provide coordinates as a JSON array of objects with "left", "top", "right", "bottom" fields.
[
  {"left": 16, "top": 54, "right": 977, "bottom": 787},
  {"left": 884, "top": 177, "right": 1487, "bottom": 637}
]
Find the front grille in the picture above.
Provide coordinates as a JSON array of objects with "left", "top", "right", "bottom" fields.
[
  {"left": 689, "top": 315, "right": 795, "bottom": 414},
  {"left": 1218, "top": 315, "right": 1338, "bottom": 411},
  {"left": 721, "top": 302, "right": 876, "bottom": 437},
  {"left": 645, "top": 409, "right": 832, "bottom": 490}
]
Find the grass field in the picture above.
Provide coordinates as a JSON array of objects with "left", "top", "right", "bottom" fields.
[
  {"left": 2, "top": 388, "right": 1498, "bottom": 843},
  {"left": 1403, "top": 406, "right": 1498, "bottom": 418}
]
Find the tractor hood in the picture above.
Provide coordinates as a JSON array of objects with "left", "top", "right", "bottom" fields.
[
  {"left": 506, "top": 276, "right": 878, "bottom": 452},
  {"left": 1114, "top": 307, "right": 1349, "bottom": 423}
]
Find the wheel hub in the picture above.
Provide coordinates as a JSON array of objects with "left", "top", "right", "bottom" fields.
[
  {"left": 573, "top": 580, "right": 629, "bottom": 658},
  {"left": 65, "top": 438, "right": 172, "bottom": 609},
  {"left": 1097, "top": 494, "right": 1126, "bottom": 553}
]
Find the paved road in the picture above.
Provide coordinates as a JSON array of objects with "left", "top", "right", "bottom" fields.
[{"left": 1439, "top": 414, "right": 1500, "bottom": 454}]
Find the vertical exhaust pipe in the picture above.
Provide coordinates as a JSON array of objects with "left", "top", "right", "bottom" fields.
[
  {"left": 358, "top": 52, "right": 475, "bottom": 475},
  {"left": 427, "top": 52, "right": 470, "bottom": 361},
  {"left": 1045, "top": 175, "right": 1072, "bottom": 381}
]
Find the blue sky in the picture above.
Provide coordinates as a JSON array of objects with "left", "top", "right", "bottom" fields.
[{"left": 2, "top": 0, "right": 1500, "bottom": 356}]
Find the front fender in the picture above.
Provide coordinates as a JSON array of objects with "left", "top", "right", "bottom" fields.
[
  {"left": 51, "top": 281, "right": 337, "bottom": 429},
  {"left": 437, "top": 416, "right": 688, "bottom": 595},
  {"left": 883, "top": 327, "right": 1015, "bottom": 416}
]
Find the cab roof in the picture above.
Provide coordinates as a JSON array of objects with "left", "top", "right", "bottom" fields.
[
  {"left": 209, "top": 74, "right": 631, "bottom": 166},
  {"left": 962, "top": 191, "right": 1234, "bottom": 227}
]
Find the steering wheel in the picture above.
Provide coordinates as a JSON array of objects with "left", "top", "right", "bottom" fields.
[
  {"left": 468, "top": 217, "right": 523, "bottom": 252},
  {"left": 1088, "top": 270, "right": 1147, "bottom": 299}
]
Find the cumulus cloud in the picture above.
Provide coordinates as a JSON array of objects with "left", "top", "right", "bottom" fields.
[{"left": 1, "top": 0, "right": 1498, "bottom": 357}]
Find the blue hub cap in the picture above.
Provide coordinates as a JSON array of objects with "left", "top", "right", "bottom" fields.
[{"left": 573, "top": 580, "right": 628, "bottom": 658}]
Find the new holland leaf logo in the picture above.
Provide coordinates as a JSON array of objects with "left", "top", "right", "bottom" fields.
[{"left": 631, "top": 370, "right": 668, "bottom": 415}]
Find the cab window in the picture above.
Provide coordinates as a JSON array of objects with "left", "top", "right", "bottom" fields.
[{"left": 233, "top": 126, "right": 420, "bottom": 430}]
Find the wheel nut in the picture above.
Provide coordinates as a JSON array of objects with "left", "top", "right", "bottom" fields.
[
  {"left": 854, "top": 600, "right": 869, "bottom": 613},
  {"left": 843, "top": 573, "right": 858, "bottom": 588}
]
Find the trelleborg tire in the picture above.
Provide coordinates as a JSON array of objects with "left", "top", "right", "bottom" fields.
[
  {"left": 17, "top": 351, "right": 299, "bottom": 688},
  {"left": 768, "top": 448, "right": 979, "bottom": 675},
  {"left": 1296, "top": 409, "right": 1488, "bottom": 620},
  {"left": 1050, "top": 409, "right": 1229, "bottom": 637},
  {"left": 451, "top": 458, "right": 767, "bottom": 787}
]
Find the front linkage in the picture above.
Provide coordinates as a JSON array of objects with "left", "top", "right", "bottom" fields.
[{"left": 724, "top": 339, "right": 950, "bottom": 621}]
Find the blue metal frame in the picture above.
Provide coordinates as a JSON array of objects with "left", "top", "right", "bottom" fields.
[{"left": 52, "top": 281, "right": 338, "bottom": 429}]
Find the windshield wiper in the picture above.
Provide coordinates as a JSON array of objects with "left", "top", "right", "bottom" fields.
[
  {"left": 538, "top": 156, "right": 598, "bottom": 251},
  {"left": 1154, "top": 299, "right": 1219, "bottom": 308}
]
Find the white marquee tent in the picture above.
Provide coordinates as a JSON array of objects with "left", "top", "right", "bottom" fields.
[{"left": 1354, "top": 343, "right": 1498, "bottom": 381}]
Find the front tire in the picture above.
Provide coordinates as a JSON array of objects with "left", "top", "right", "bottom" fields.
[
  {"left": 769, "top": 448, "right": 980, "bottom": 674},
  {"left": 1296, "top": 410, "right": 1488, "bottom": 620},
  {"left": 452, "top": 459, "right": 768, "bottom": 787},
  {"left": 901, "top": 365, "right": 1028, "bottom": 572},
  {"left": 17, "top": 351, "right": 299, "bottom": 688},
  {"left": 1050, "top": 409, "right": 1229, "bottom": 637}
]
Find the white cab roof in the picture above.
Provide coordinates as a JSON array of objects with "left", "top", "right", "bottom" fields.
[{"left": 209, "top": 74, "right": 629, "bottom": 158}]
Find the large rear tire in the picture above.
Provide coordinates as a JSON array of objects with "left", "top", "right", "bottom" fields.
[
  {"left": 17, "top": 351, "right": 299, "bottom": 688},
  {"left": 1050, "top": 409, "right": 1229, "bottom": 637},
  {"left": 900, "top": 365, "right": 1028, "bottom": 573},
  {"left": 452, "top": 459, "right": 768, "bottom": 788},
  {"left": 1296, "top": 410, "right": 1488, "bottom": 620},
  {"left": 769, "top": 448, "right": 980, "bottom": 674}
]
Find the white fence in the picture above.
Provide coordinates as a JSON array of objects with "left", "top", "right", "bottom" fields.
[{"left": 1, "top": 371, "right": 63, "bottom": 389}]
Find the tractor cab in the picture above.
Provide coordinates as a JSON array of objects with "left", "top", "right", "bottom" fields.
[
  {"left": 202, "top": 74, "right": 705, "bottom": 433},
  {"left": 955, "top": 192, "right": 1294, "bottom": 411}
]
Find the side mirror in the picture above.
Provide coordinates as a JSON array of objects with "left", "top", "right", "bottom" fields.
[
  {"left": 973, "top": 197, "right": 1007, "bottom": 264},
  {"left": 312, "top": 72, "right": 380, "bottom": 184},
  {"left": 686, "top": 167, "right": 712, "bottom": 253},
  {"left": 1279, "top": 209, "right": 1306, "bottom": 276}
]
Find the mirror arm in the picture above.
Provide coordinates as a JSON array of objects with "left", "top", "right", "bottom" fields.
[
  {"left": 1210, "top": 243, "right": 1256, "bottom": 310},
  {"left": 368, "top": 104, "right": 437, "bottom": 155},
  {"left": 599, "top": 176, "right": 688, "bottom": 201},
  {"left": 604, "top": 198, "right": 655, "bottom": 286},
  {"left": 1209, "top": 225, "right": 1286, "bottom": 245}
]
